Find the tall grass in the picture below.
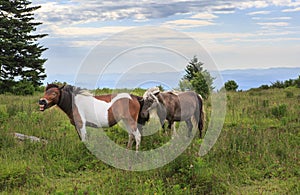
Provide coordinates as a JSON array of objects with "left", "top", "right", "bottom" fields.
[{"left": 0, "top": 88, "right": 299, "bottom": 194}]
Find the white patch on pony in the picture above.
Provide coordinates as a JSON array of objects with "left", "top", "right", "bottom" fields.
[
  {"left": 74, "top": 93, "right": 132, "bottom": 129},
  {"left": 111, "top": 93, "right": 132, "bottom": 104},
  {"left": 132, "top": 128, "right": 141, "bottom": 151},
  {"left": 80, "top": 126, "right": 87, "bottom": 141},
  {"left": 143, "top": 87, "right": 160, "bottom": 99},
  {"left": 169, "top": 90, "right": 180, "bottom": 96},
  {"left": 78, "top": 89, "right": 93, "bottom": 96},
  {"left": 198, "top": 94, "right": 203, "bottom": 100}
]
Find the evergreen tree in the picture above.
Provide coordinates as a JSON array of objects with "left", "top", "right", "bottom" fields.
[
  {"left": 183, "top": 56, "right": 204, "bottom": 81},
  {"left": 190, "top": 71, "right": 210, "bottom": 99},
  {"left": 224, "top": 80, "right": 238, "bottom": 91},
  {"left": 295, "top": 75, "right": 300, "bottom": 88},
  {"left": 179, "top": 56, "right": 214, "bottom": 99},
  {"left": 0, "top": 0, "right": 47, "bottom": 94}
]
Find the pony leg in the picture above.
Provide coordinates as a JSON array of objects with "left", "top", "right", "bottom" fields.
[
  {"left": 171, "top": 122, "right": 178, "bottom": 139},
  {"left": 185, "top": 119, "right": 193, "bottom": 138},
  {"left": 75, "top": 119, "right": 87, "bottom": 141},
  {"left": 124, "top": 118, "right": 141, "bottom": 151},
  {"left": 80, "top": 120, "right": 87, "bottom": 141},
  {"left": 127, "top": 134, "right": 134, "bottom": 149},
  {"left": 80, "top": 126, "right": 87, "bottom": 141},
  {"left": 133, "top": 128, "right": 141, "bottom": 151},
  {"left": 126, "top": 130, "right": 141, "bottom": 151}
]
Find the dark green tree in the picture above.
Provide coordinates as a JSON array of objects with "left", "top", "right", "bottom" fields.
[
  {"left": 183, "top": 56, "right": 204, "bottom": 81},
  {"left": 157, "top": 84, "right": 165, "bottom": 92},
  {"left": 179, "top": 56, "right": 214, "bottom": 99},
  {"left": 0, "top": 0, "right": 47, "bottom": 94},
  {"left": 190, "top": 72, "right": 210, "bottom": 98},
  {"left": 295, "top": 75, "right": 300, "bottom": 88},
  {"left": 224, "top": 80, "right": 238, "bottom": 91}
]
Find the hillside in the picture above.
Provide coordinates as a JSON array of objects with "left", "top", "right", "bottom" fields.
[{"left": 0, "top": 87, "right": 299, "bottom": 194}]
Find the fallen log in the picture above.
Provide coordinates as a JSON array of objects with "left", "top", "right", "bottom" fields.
[{"left": 14, "top": 132, "right": 48, "bottom": 144}]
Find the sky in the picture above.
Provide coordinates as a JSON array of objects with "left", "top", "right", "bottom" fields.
[{"left": 31, "top": 0, "right": 300, "bottom": 89}]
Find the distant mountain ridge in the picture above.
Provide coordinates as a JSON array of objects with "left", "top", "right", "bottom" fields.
[
  {"left": 45, "top": 67, "right": 300, "bottom": 90},
  {"left": 220, "top": 67, "right": 300, "bottom": 90}
]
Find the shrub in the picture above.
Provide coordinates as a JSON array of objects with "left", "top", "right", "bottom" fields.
[
  {"left": 262, "top": 100, "right": 269, "bottom": 108},
  {"left": 224, "top": 80, "right": 239, "bottom": 91},
  {"left": 271, "top": 104, "right": 287, "bottom": 118},
  {"left": 285, "top": 91, "right": 294, "bottom": 98},
  {"left": 11, "top": 81, "right": 35, "bottom": 95},
  {"left": 270, "top": 81, "right": 285, "bottom": 89},
  {"left": 0, "top": 105, "right": 9, "bottom": 123},
  {"left": 259, "top": 84, "right": 269, "bottom": 90}
]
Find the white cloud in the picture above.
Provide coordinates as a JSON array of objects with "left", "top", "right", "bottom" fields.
[
  {"left": 282, "top": 7, "right": 300, "bottom": 12},
  {"left": 49, "top": 26, "right": 133, "bottom": 37},
  {"left": 188, "top": 30, "right": 297, "bottom": 42},
  {"left": 33, "top": 0, "right": 300, "bottom": 27},
  {"left": 163, "top": 19, "right": 215, "bottom": 29},
  {"left": 257, "top": 22, "right": 289, "bottom": 27},
  {"left": 247, "top": 11, "right": 271, "bottom": 15},
  {"left": 236, "top": 1, "right": 269, "bottom": 9},
  {"left": 252, "top": 16, "right": 291, "bottom": 20},
  {"left": 190, "top": 13, "right": 218, "bottom": 20}
]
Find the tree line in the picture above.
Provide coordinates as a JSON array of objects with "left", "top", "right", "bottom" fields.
[{"left": 258, "top": 76, "right": 300, "bottom": 90}]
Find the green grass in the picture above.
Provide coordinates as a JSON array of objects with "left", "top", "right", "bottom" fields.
[{"left": 0, "top": 88, "right": 299, "bottom": 194}]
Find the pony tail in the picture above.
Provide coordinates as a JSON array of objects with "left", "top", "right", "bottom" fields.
[{"left": 198, "top": 94, "right": 205, "bottom": 138}]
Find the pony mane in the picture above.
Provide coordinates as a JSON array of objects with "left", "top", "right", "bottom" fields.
[
  {"left": 166, "top": 90, "right": 180, "bottom": 96},
  {"left": 46, "top": 84, "right": 93, "bottom": 97},
  {"left": 143, "top": 87, "right": 160, "bottom": 99},
  {"left": 76, "top": 88, "right": 93, "bottom": 96},
  {"left": 45, "top": 84, "right": 59, "bottom": 91}
]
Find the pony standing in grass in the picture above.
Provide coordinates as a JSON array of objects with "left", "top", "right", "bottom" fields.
[
  {"left": 141, "top": 87, "right": 205, "bottom": 138},
  {"left": 39, "top": 84, "right": 149, "bottom": 151}
]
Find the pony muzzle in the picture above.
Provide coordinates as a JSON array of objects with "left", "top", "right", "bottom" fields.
[{"left": 38, "top": 99, "right": 48, "bottom": 111}]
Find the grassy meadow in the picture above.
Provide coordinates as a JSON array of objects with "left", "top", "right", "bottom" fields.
[{"left": 0, "top": 87, "right": 299, "bottom": 194}]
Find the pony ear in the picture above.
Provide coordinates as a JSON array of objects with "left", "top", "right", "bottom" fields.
[
  {"left": 150, "top": 92, "right": 159, "bottom": 102},
  {"left": 152, "top": 87, "right": 160, "bottom": 96},
  {"left": 153, "top": 91, "right": 160, "bottom": 96},
  {"left": 59, "top": 84, "right": 66, "bottom": 90}
]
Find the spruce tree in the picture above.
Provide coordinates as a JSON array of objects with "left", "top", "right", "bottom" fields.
[
  {"left": 179, "top": 56, "right": 214, "bottom": 99},
  {"left": 0, "top": 0, "right": 47, "bottom": 94}
]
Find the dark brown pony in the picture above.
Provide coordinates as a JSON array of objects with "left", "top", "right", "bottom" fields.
[
  {"left": 39, "top": 84, "right": 149, "bottom": 151},
  {"left": 141, "top": 87, "right": 205, "bottom": 138}
]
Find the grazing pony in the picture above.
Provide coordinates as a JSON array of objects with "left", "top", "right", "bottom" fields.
[
  {"left": 141, "top": 87, "right": 205, "bottom": 138},
  {"left": 39, "top": 84, "right": 149, "bottom": 151}
]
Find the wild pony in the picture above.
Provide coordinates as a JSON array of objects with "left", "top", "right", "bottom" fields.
[
  {"left": 140, "top": 87, "right": 205, "bottom": 138},
  {"left": 38, "top": 84, "right": 149, "bottom": 151}
]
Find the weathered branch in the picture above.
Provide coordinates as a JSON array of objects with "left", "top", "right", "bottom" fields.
[{"left": 14, "top": 132, "right": 48, "bottom": 144}]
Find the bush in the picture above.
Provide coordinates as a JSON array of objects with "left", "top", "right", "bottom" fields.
[
  {"left": 285, "top": 91, "right": 294, "bottom": 98},
  {"left": 271, "top": 81, "right": 285, "bottom": 89},
  {"left": 12, "top": 81, "right": 35, "bottom": 95},
  {"left": 271, "top": 104, "right": 287, "bottom": 118},
  {"left": 259, "top": 85, "right": 269, "bottom": 90},
  {"left": 0, "top": 105, "right": 9, "bottom": 123},
  {"left": 224, "top": 80, "right": 238, "bottom": 91}
]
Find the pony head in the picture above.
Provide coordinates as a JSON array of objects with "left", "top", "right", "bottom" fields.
[
  {"left": 39, "top": 84, "right": 65, "bottom": 111},
  {"left": 141, "top": 87, "right": 160, "bottom": 117}
]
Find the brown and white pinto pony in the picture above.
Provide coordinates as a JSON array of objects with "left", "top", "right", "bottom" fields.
[
  {"left": 39, "top": 84, "right": 149, "bottom": 151},
  {"left": 141, "top": 87, "right": 205, "bottom": 138}
]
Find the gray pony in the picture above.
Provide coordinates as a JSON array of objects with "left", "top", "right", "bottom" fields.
[{"left": 141, "top": 87, "right": 205, "bottom": 138}]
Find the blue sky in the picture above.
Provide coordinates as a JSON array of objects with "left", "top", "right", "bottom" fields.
[{"left": 32, "top": 0, "right": 300, "bottom": 88}]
